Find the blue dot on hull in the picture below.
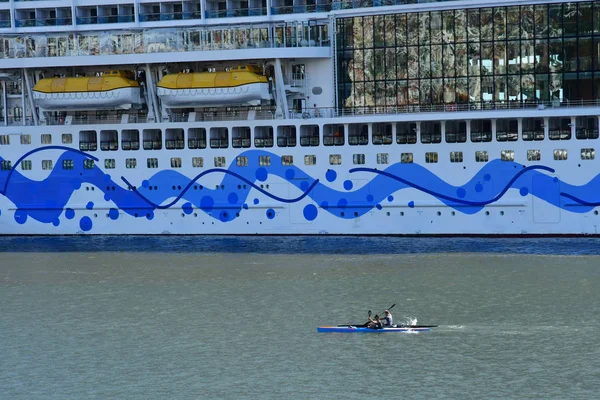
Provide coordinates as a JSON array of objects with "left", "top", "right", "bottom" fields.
[
  {"left": 303, "top": 204, "right": 318, "bottom": 221},
  {"left": 326, "top": 170, "right": 337, "bottom": 182},
  {"left": 65, "top": 208, "right": 75, "bottom": 220},
  {"left": 79, "top": 216, "right": 92, "bottom": 232}
]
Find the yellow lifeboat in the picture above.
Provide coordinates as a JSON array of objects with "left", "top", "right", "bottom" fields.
[
  {"left": 157, "top": 66, "right": 271, "bottom": 108},
  {"left": 32, "top": 70, "right": 142, "bottom": 110}
]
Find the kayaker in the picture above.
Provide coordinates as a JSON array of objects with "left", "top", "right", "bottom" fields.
[
  {"left": 382, "top": 310, "right": 393, "bottom": 327},
  {"left": 368, "top": 315, "right": 383, "bottom": 329}
]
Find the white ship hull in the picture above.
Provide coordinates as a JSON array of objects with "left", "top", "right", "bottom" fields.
[
  {"left": 33, "top": 88, "right": 142, "bottom": 110},
  {"left": 157, "top": 83, "right": 271, "bottom": 108}
]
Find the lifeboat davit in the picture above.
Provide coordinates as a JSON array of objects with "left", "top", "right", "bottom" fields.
[
  {"left": 32, "top": 70, "right": 142, "bottom": 110},
  {"left": 157, "top": 65, "right": 271, "bottom": 108}
]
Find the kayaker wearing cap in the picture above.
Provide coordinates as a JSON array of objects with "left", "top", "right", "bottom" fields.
[{"left": 382, "top": 310, "right": 393, "bottom": 327}]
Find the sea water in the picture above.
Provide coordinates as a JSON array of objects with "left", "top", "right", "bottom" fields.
[{"left": 1, "top": 237, "right": 599, "bottom": 399}]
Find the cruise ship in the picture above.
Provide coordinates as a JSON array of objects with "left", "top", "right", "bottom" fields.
[{"left": 1, "top": 0, "right": 599, "bottom": 235}]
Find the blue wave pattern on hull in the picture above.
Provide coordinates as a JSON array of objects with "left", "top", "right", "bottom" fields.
[{"left": 1, "top": 147, "right": 599, "bottom": 231}]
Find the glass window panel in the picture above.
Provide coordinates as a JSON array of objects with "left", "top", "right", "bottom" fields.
[
  {"left": 352, "top": 18, "right": 363, "bottom": 50},
  {"left": 594, "top": 72, "right": 600, "bottom": 100},
  {"left": 549, "top": 4, "right": 563, "bottom": 37},
  {"left": 365, "top": 81, "right": 375, "bottom": 106},
  {"left": 375, "top": 48, "right": 385, "bottom": 80},
  {"left": 364, "top": 49, "right": 374, "bottom": 80},
  {"left": 408, "top": 46, "right": 419, "bottom": 79},
  {"left": 507, "top": 7, "right": 521, "bottom": 40},
  {"left": 455, "top": 10, "right": 467, "bottom": 42},
  {"left": 419, "top": 13, "right": 431, "bottom": 45},
  {"left": 482, "top": 76, "right": 494, "bottom": 103},
  {"left": 354, "top": 81, "right": 365, "bottom": 107},
  {"left": 443, "top": 44, "right": 456, "bottom": 77},
  {"left": 385, "top": 15, "right": 396, "bottom": 47},
  {"left": 374, "top": 16, "right": 385, "bottom": 48},
  {"left": 494, "top": 8, "right": 506, "bottom": 40},
  {"left": 508, "top": 75, "right": 521, "bottom": 101},
  {"left": 495, "top": 42, "right": 507, "bottom": 75},
  {"left": 481, "top": 9, "right": 493, "bottom": 42},
  {"left": 535, "top": 40, "right": 549, "bottom": 73},
  {"left": 522, "top": 5, "right": 534, "bottom": 39},
  {"left": 550, "top": 73, "right": 564, "bottom": 102},
  {"left": 564, "top": 38, "right": 577, "bottom": 72},
  {"left": 432, "top": 78, "right": 443, "bottom": 104},
  {"left": 457, "top": 77, "right": 468, "bottom": 103},
  {"left": 420, "top": 46, "right": 431, "bottom": 78},
  {"left": 363, "top": 16, "right": 373, "bottom": 48},
  {"left": 385, "top": 81, "right": 396, "bottom": 106},
  {"left": 407, "top": 14, "right": 419, "bottom": 46},
  {"left": 444, "top": 78, "right": 456, "bottom": 103},
  {"left": 468, "top": 9, "right": 480, "bottom": 41},
  {"left": 421, "top": 79, "right": 432, "bottom": 104},
  {"left": 595, "top": 2, "right": 600, "bottom": 35},
  {"left": 495, "top": 75, "right": 508, "bottom": 102},
  {"left": 396, "top": 14, "right": 407, "bottom": 47},
  {"left": 594, "top": 38, "right": 600, "bottom": 70},
  {"left": 469, "top": 42, "right": 480, "bottom": 76},
  {"left": 442, "top": 11, "right": 455, "bottom": 44},
  {"left": 549, "top": 39, "right": 563, "bottom": 72},
  {"left": 579, "top": 37, "right": 593, "bottom": 71},
  {"left": 353, "top": 50, "right": 364, "bottom": 81},
  {"left": 456, "top": 44, "right": 468, "bottom": 77},
  {"left": 563, "top": 3, "right": 577, "bottom": 37},
  {"left": 431, "top": 11, "right": 442, "bottom": 45},
  {"left": 408, "top": 80, "right": 420, "bottom": 104},
  {"left": 535, "top": 5, "right": 549, "bottom": 38},
  {"left": 397, "top": 80, "right": 408, "bottom": 106},
  {"left": 507, "top": 41, "right": 520, "bottom": 74},
  {"left": 469, "top": 77, "right": 481, "bottom": 104},
  {"left": 430, "top": 45, "right": 442, "bottom": 78},
  {"left": 564, "top": 72, "right": 579, "bottom": 100},
  {"left": 536, "top": 74, "right": 550, "bottom": 101},
  {"left": 386, "top": 48, "right": 396, "bottom": 80},
  {"left": 522, "top": 74, "right": 535, "bottom": 101},
  {"left": 579, "top": 72, "right": 594, "bottom": 101},
  {"left": 522, "top": 40, "right": 535, "bottom": 73},
  {"left": 397, "top": 47, "right": 408, "bottom": 79},
  {"left": 580, "top": 2, "right": 593, "bottom": 35},
  {"left": 376, "top": 81, "right": 386, "bottom": 106}
]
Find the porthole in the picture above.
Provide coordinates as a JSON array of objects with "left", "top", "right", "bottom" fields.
[
  {"left": 354, "top": 212, "right": 358, "bottom": 217},
  {"left": 181, "top": 213, "right": 185, "bottom": 217},
  {"left": 194, "top": 213, "right": 198, "bottom": 217},
  {"left": 400, "top": 211, "right": 404, "bottom": 216},
  {"left": 595, "top": 210, "right": 599, "bottom": 215},
  {"left": 500, "top": 211, "right": 505, "bottom": 216},
  {"left": 341, "top": 212, "right": 345, "bottom": 217},
  {"left": 437, "top": 211, "right": 441, "bottom": 216},
  {"left": 485, "top": 211, "right": 490, "bottom": 216},
  {"left": 93, "top": 213, "right": 97, "bottom": 218},
  {"left": 386, "top": 212, "right": 390, "bottom": 216},
  {"left": 451, "top": 211, "right": 456, "bottom": 216}
]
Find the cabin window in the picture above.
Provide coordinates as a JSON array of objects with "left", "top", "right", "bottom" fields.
[
  {"left": 79, "top": 130, "right": 97, "bottom": 151},
  {"left": 421, "top": 122, "right": 441, "bottom": 144},
  {"left": 522, "top": 119, "right": 544, "bottom": 141},
  {"left": 496, "top": 120, "right": 518, "bottom": 142},
  {"left": 549, "top": 118, "right": 572, "bottom": 140},
  {"left": 236, "top": 156, "right": 248, "bottom": 167},
  {"left": 188, "top": 128, "right": 206, "bottom": 149},
  {"left": 254, "top": 127, "right": 273, "bottom": 148},
  {"left": 425, "top": 152, "right": 438, "bottom": 163},
  {"left": 62, "top": 134, "right": 72, "bottom": 144},
  {"left": 450, "top": 151, "right": 463, "bottom": 163},
  {"left": 0, "top": 135, "right": 10, "bottom": 145},
  {"left": 126, "top": 158, "right": 137, "bottom": 169},
  {"left": 501, "top": 150, "right": 515, "bottom": 161},
  {"left": 329, "top": 154, "right": 342, "bottom": 165},
  {"left": 445, "top": 121, "right": 467, "bottom": 143},
  {"left": 471, "top": 120, "right": 492, "bottom": 142},
  {"left": 232, "top": 127, "right": 251, "bottom": 149},
  {"left": 401, "top": 153, "right": 413, "bottom": 163},
  {"left": 300, "top": 125, "right": 319, "bottom": 147},
  {"left": 147, "top": 158, "right": 159, "bottom": 168},
  {"left": 21, "top": 160, "right": 32, "bottom": 170},
  {"left": 348, "top": 124, "right": 368, "bottom": 146},
  {"left": 377, "top": 153, "right": 389, "bottom": 164},
  {"left": 20, "top": 134, "right": 31, "bottom": 145},
  {"left": 324, "top": 124, "right": 345, "bottom": 146},
  {"left": 105, "top": 159, "right": 116, "bottom": 169},
  {"left": 373, "top": 123, "right": 393, "bottom": 145},
  {"left": 527, "top": 150, "right": 541, "bottom": 161},
  {"left": 192, "top": 157, "right": 204, "bottom": 168},
  {"left": 553, "top": 149, "right": 568, "bottom": 160},
  {"left": 581, "top": 148, "right": 595, "bottom": 160},
  {"left": 259, "top": 155, "right": 271, "bottom": 166},
  {"left": 41, "top": 134, "right": 52, "bottom": 144},
  {"left": 576, "top": 117, "right": 599, "bottom": 139},
  {"left": 171, "top": 158, "right": 182, "bottom": 168},
  {"left": 210, "top": 128, "right": 228, "bottom": 149},
  {"left": 353, "top": 154, "right": 365, "bottom": 164},
  {"left": 281, "top": 155, "right": 293, "bottom": 166},
  {"left": 165, "top": 128, "right": 184, "bottom": 150},
  {"left": 475, "top": 151, "right": 489, "bottom": 162},
  {"left": 1, "top": 160, "right": 12, "bottom": 170},
  {"left": 100, "top": 130, "right": 118, "bottom": 151},
  {"left": 396, "top": 122, "right": 417, "bottom": 144},
  {"left": 83, "top": 159, "right": 95, "bottom": 169},
  {"left": 122, "top": 130, "right": 139, "bottom": 151},
  {"left": 42, "top": 160, "right": 53, "bottom": 170},
  {"left": 143, "top": 129, "right": 162, "bottom": 150},
  {"left": 277, "top": 126, "right": 296, "bottom": 147},
  {"left": 62, "top": 160, "right": 74, "bottom": 170},
  {"left": 214, "top": 156, "right": 226, "bottom": 167},
  {"left": 305, "top": 155, "right": 317, "bottom": 165}
]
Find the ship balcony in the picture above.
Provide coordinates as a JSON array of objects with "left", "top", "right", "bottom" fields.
[
  {"left": 205, "top": 7, "right": 267, "bottom": 18},
  {"left": 331, "top": 0, "right": 419, "bottom": 10},
  {"left": 15, "top": 17, "right": 72, "bottom": 27},
  {"left": 271, "top": 4, "right": 331, "bottom": 14}
]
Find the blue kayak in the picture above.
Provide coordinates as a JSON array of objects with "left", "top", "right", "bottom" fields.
[{"left": 317, "top": 325, "right": 433, "bottom": 333}]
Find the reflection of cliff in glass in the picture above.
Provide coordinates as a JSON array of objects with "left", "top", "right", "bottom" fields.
[{"left": 336, "top": 2, "right": 600, "bottom": 110}]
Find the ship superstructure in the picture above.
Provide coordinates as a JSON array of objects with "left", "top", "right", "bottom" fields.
[{"left": 1, "top": 0, "right": 600, "bottom": 235}]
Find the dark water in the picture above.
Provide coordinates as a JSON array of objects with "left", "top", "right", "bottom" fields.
[{"left": 1, "top": 238, "right": 599, "bottom": 399}]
